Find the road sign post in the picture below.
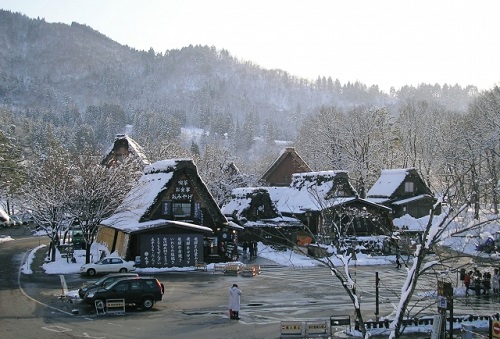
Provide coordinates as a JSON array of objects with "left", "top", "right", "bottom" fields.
[{"left": 437, "top": 280, "right": 453, "bottom": 338}]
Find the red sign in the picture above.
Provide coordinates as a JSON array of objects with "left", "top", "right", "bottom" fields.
[{"left": 492, "top": 320, "right": 500, "bottom": 338}]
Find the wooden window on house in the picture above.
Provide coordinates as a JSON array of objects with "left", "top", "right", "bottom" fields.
[
  {"left": 404, "top": 182, "right": 414, "bottom": 193},
  {"left": 172, "top": 202, "right": 192, "bottom": 217},
  {"left": 162, "top": 201, "right": 193, "bottom": 218},
  {"left": 115, "top": 146, "right": 127, "bottom": 162}
]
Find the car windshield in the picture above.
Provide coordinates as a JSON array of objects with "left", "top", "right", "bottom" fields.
[{"left": 93, "top": 276, "right": 109, "bottom": 285}]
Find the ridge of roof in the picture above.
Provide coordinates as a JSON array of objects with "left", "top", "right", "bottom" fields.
[{"left": 261, "top": 147, "right": 312, "bottom": 181}]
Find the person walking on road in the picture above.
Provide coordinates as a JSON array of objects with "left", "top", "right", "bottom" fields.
[
  {"left": 251, "top": 241, "right": 258, "bottom": 258},
  {"left": 229, "top": 284, "right": 242, "bottom": 320},
  {"left": 249, "top": 241, "right": 255, "bottom": 260},
  {"left": 473, "top": 269, "right": 482, "bottom": 296},
  {"left": 464, "top": 271, "right": 471, "bottom": 296},
  {"left": 395, "top": 253, "right": 402, "bottom": 269}
]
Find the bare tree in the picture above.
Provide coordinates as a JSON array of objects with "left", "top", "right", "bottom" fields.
[
  {"left": 21, "top": 141, "right": 74, "bottom": 261},
  {"left": 296, "top": 105, "right": 395, "bottom": 196},
  {"left": 66, "top": 150, "right": 139, "bottom": 263},
  {"left": 195, "top": 142, "right": 257, "bottom": 205}
]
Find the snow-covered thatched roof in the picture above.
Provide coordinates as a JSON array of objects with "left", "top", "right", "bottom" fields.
[
  {"left": 366, "top": 168, "right": 416, "bottom": 199},
  {"left": 102, "top": 134, "right": 150, "bottom": 167},
  {"left": 221, "top": 187, "right": 304, "bottom": 228},
  {"left": 101, "top": 159, "right": 216, "bottom": 233},
  {"left": 276, "top": 171, "right": 357, "bottom": 214},
  {"left": 221, "top": 187, "right": 257, "bottom": 217},
  {"left": 267, "top": 186, "right": 289, "bottom": 204}
]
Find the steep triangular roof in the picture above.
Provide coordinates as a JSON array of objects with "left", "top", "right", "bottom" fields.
[
  {"left": 366, "top": 168, "right": 432, "bottom": 199},
  {"left": 276, "top": 170, "right": 358, "bottom": 214},
  {"left": 221, "top": 187, "right": 304, "bottom": 228},
  {"left": 101, "top": 159, "right": 234, "bottom": 233},
  {"left": 101, "top": 134, "right": 150, "bottom": 168},
  {"left": 261, "top": 147, "right": 312, "bottom": 186}
]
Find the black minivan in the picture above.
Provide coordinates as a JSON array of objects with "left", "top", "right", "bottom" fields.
[{"left": 82, "top": 277, "right": 164, "bottom": 310}]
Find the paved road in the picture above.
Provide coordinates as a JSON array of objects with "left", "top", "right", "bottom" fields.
[{"left": 1, "top": 227, "right": 498, "bottom": 339}]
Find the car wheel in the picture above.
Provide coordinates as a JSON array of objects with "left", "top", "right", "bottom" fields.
[
  {"left": 119, "top": 268, "right": 127, "bottom": 273},
  {"left": 87, "top": 268, "right": 96, "bottom": 276},
  {"left": 142, "top": 297, "right": 154, "bottom": 310}
]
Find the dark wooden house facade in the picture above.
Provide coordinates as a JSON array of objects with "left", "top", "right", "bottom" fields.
[
  {"left": 366, "top": 168, "right": 440, "bottom": 219},
  {"left": 273, "top": 171, "right": 393, "bottom": 241},
  {"left": 261, "top": 147, "right": 312, "bottom": 187},
  {"left": 96, "top": 159, "right": 242, "bottom": 268},
  {"left": 221, "top": 187, "right": 305, "bottom": 245}
]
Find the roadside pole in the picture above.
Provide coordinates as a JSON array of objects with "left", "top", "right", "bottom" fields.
[
  {"left": 375, "top": 271, "right": 380, "bottom": 321},
  {"left": 437, "top": 280, "right": 453, "bottom": 339}
]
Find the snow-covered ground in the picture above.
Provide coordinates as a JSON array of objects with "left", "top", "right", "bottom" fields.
[{"left": 6, "top": 210, "right": 499, "bottom": 276}]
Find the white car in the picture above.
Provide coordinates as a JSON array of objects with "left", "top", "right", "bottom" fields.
[{"left": 80, "top": 256, "right": 136, "bottom": 276}]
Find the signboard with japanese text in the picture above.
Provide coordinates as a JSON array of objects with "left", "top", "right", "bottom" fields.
[
  {"left": 171, "top": 179, "right": 193, "bottom": 201},
  {"left": 139, "top": 234, "right": 203, "bottom": 268}
]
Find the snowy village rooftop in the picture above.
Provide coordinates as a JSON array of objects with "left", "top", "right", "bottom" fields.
[
  {"left": 276, "top": 170, "right": 355, "bottom": 214},
  {"left": 101, "top": 159, "right": 199, "bottom": 233},
  {"left": 103, "top": 134, "right": 151, "bottom": 166},
  {"left": 366, "top": 168, "right": 410, "bottom": 198}
]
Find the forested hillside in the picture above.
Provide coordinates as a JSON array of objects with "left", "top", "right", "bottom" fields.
[
  {"left": 1, "top": 10, "right": 475, "bottom": 149},
  {"left": 2, "top": 9, "right": 497, "bottom": 214}
]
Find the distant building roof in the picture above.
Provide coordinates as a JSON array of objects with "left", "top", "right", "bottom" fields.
[
  {"left": 101, "top": 134, "right": 150, "bottom": 168},
  {"left": 366, "top": 168, "right": 411, "bottom": 198},
  {"left": 221, "top": 187, "right": 304, "bottom": 228},
  {"left": 275, "top": 170, "right": 357, "bottom": 214},
  {"left": 261, "top": 147, "right": 312, "bottom": 186}
]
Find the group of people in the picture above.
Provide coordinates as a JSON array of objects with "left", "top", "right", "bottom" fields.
[
  {"left": 241, "top": 241, "right": 258, "bottom": 260},
  {"left": 463, "top": 268, "right": 500, "bottom": 296}
]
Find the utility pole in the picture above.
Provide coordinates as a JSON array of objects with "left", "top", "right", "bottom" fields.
[{"left": 375, "top": 271, "right": 380, "bottom": 321}]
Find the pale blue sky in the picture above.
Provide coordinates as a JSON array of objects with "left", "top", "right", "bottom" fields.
[{"left": 1, "top": 0, "right": 499, "bottom": 92}]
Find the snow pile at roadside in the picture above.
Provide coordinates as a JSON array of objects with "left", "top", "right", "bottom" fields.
[{"left": 0, "top": 235, "right": 14, "bottom": 243}]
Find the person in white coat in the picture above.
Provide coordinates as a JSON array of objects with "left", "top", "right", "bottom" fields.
[{"left": 228, "top": 284, "right": 242, "bottom": 320}]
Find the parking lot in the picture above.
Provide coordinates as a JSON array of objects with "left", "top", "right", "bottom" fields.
[
  {"left": 1, "top": 228, "right": 497, "bottom": 339},
  {"left": 20, "top": 252, "right": 497, "bottom": 338}
]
